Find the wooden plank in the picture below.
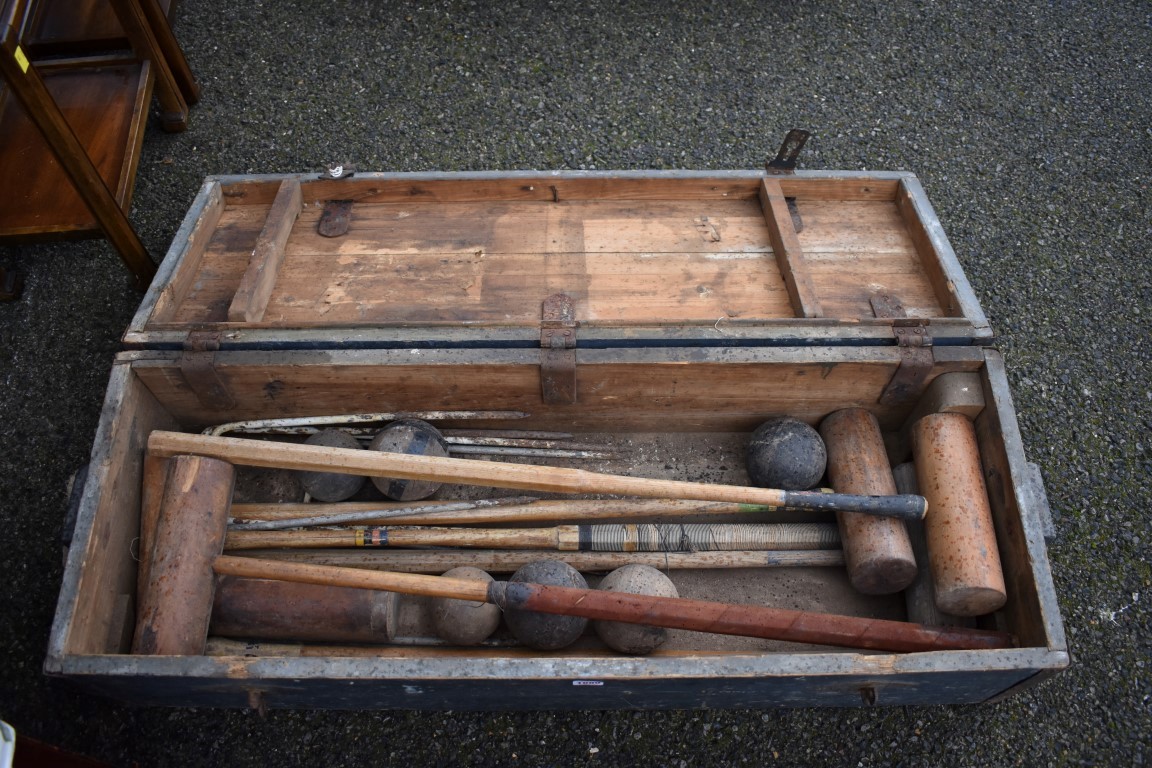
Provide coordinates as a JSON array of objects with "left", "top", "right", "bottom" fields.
[
  {"left": 165, "top": 202, "right": 781, "bottom": 326},
  {"left": 200, "top": 639, "right": 843, "bottom": 659},
  {"left": 759, "top": 178, "right": 822, "bottom": 318},
  {"left": 49, "top": 658, "right": 1057, "bottom": 709},
  {"left": 227, "top": 178, "right": 303, "bottom": 323},
  {"left": 126, "top": 346, "right": 985, "bottom": 432},
  {"left": 284, "top": 199, "right": 770, "bottom": 255},
  {"left": 805, "top": 262, "right": 944, "bottom": 319},
  {"left": 233, "top": 549, "right": 846, "bottom": 573},
  {"left": 257, "top": 251, "right": 792, "bottom": 325},
  {"left": 777, "top": 176, "right": 900, "bottom": 202},
  {"left": 796, "top": 201, "right": 914, "bottom": 254}
]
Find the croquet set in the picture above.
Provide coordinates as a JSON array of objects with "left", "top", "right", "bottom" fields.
[{"left": 45, "top": 161, "right": 1069, "bottom": 709}]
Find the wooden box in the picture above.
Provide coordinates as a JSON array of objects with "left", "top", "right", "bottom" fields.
[{"left": 46, "top": 170, "right": 1068, "bottom": 709}]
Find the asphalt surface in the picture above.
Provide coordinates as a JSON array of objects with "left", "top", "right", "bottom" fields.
[{"left": 1, "top": 1, "right": 1150, "bottom": 765}]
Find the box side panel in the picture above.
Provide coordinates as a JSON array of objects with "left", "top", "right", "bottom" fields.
[
  {"left": 124, "top": 346, "right": 986, "bottom": 433},
  {"left": 47, "top": 361, "right": 181, "bottom": 665},
  {"left": 56, "top": 670, "right": 1035, "bottom": 710},
  {"left": 52, "top": 648, "right": 1064, "bottom": 710},
  {"left": 975, "top": 351, "right": 1068, "bottom": 652}
]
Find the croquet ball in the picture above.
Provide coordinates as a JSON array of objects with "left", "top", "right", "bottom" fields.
[
  {"left": 745, "top": 417, "right": 827, "bottom": 490},
  {"left": 431, "top": 567, "right": 502, "bottom": 645},
  {"left": 504, "top": 560, "right": 588, "bottom": 650},
  {"left": 368, "top": 419, "right": 451, "bottom": 500},
  {"left": 593, "top": 564, "right": 679, "bottom": 655},
  {"left": 298, "top": 429, "right": 366, "bottom": 502}
]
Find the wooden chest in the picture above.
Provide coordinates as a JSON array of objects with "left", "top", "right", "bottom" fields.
[{"left": 46, "top": 170, "right": 1068, "bottom": 709}]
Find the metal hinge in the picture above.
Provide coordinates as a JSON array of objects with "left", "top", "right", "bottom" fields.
[
  {"left": 872, "top": 293, "right": 934, "bottom": 406},
  {"left": 766, "top": 129, "right": 811, "bottom": 175},
  {"left": 318, "top": 199, "right": 354, "bottom": 237},
  {"left": 180, "top": 330, "right": 236, "bottom": 411},
  {"left": 880, "top": 319, "right": 934, "bottom": 405},
  {"left": 540, "top": 293, "right": 577, "bottom": 405}
]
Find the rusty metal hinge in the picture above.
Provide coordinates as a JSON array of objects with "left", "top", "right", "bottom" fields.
[
  {"left": 180, "top": 330, "right": 237, "bottom": 411},
  {"left": 540, "top": 294, "right": 577, "bottom": 405},
  {"left": 766, "top": 129, "right": 811, "bottom": 175},
  {"left": 872, "top": 293, "right": 934, "bottom": 406},
  {"left": 318, "top": 200, "right": 354, "bottom": 237}
]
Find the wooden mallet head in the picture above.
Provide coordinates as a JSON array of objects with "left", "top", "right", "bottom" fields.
[{"left": 133, "top": 454, "right": 235, "bottom": 655}]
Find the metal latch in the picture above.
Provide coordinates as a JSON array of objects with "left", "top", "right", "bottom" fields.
[
  {"left": 540, "top": 293, "right": 577, "bottom": 405},
  {"left": 318, "top": 200, "right": 354, "bottom": 237},
  {"left": 766, "top": 129, "right": 811, "bottom": 175},
  {"left": 180, "top": 330, "right": 236, "bottom": 411},
  {"left": 880, "top": 319, "right": 934, "bottom": 405},
  {"left": 872, "top": 293, "right": 934, "bottom": 406}
]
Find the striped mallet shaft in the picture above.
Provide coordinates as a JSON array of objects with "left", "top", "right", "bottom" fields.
[{"left": 223, "top": 522, "right": 842, "bottom": 551}]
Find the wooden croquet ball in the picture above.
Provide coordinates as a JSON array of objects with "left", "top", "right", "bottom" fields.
[
  {"left": 504, "top": 560, "right": 588, "bottom": 650},
  {"left": 431, "top": 567, "right": 502, "bottom": 645},
  {"left": 299, "top": 429, "right": 366, "bottom": 502},
  {"left": 368, "top": 419, "right": 451, "bottom": 500},
  {"left": 593, "top": 564, "right": 679, "bottom": 655},
  {"left": 745, "top": 417, "right": 827, "bottom": 490}
]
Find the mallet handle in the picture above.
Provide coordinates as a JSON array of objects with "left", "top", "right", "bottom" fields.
[
  {"left": 213, "top": 556, "right": 1014, "bottom": 653},
  {"left": 231, "top": 498, "right": 791, "bottom": 526},
  {"left": 150, "top": 431, "right": 926, "bottom": 520},
  {"left": 223, "top": 522, "right": 841, "bottom": 552},
  {"left": 229, "top": 549, "right": 847, "bottom": 572}
]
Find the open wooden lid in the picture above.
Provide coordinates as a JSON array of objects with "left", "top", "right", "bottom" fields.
[{"left": 126, "top": 170, "right": 990, "bottom": 351}]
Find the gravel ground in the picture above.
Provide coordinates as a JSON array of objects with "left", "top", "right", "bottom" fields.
[{"left": 1, "top": 1, "right": 1149, "bottom": 765}]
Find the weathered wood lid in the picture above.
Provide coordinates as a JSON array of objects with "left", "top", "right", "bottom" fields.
[{"left": 127, "top": 170, "right": 991, "bottom": 351}]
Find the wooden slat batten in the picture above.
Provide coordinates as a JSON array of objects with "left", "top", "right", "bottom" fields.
[
  {"left": 47, "top": 646, "right": 1066, "bottom": 709},
  {"left": 227, "top": 177, "right": 303, "bottom": 323},
  {"left": 122, "top": 345, "right": 987, "bottom": 433},
  {"left": 759, "top": 178, "right": 822, "bottom": 318}
]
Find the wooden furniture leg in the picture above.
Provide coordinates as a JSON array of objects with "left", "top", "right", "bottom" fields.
[
  {"left": 108, "top": 0, "right": 188, "bottom": 132},
  {"left": 138, "top": 0, "right": 199, "bottom": 104},
  {"left": 0, "top": 21, "right": 156, "bottom": 288}
]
